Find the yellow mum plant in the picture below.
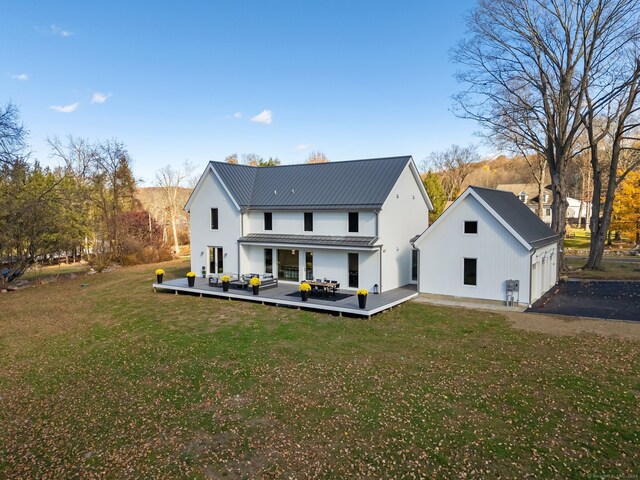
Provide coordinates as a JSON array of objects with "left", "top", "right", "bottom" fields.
[
  {"left": 357, "top": 289, "right": 368, "bottom": 296},
  {"left": 249, "top": 276, "right": 261, "bottom": 286},
  {"left": 220, "top": 275, "right": 231, "bottom": 283},
  {"left": 299, "top": 282, "right": 311, "bottom": 292},
  {"left": 186, "top": 272, "right": 196, "bottom": 278},
  {"left": 155, "top": 268, "right": 165, "bottom": 275}
]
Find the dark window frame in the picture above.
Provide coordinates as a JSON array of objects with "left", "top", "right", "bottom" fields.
[
  {"left": 210, "top": 208, "right": 219, "bottom": 230},
  {"left": 463, "top": 258, "right": 477, "bottom": 286},
  {"left": 264, "top": 212, "right": 273, "bottom": 231},
  {"left": 464, "top": 220, "right": 478, "bottom": 234},
  {"left": 304, "top": 212, "right": 313, "bottom": 232},
  {"left": 348, "top": 212, "right": 359, "bottom": 233}
]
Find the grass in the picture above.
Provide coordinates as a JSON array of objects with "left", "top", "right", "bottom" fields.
[
  {"left": 1, "top": 259, "right": 638, "bottom": 478},
  {"left": 566, "top": 257, "right": 640, "bottom": 280},
  {"left": 20, "top": 262, "right": 89, "bottom": 281}
]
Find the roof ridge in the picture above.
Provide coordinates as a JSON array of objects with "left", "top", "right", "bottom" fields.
[{"left": 210, "top": 155, "right": 411, "bottom": 170}]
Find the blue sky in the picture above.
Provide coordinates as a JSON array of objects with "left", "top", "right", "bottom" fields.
[{"left": 1, "top": 0, "right": 485, "bottom": 183}]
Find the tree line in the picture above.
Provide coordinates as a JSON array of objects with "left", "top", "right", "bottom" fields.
[{"left": 0, "top": 102, "right": 188, "bottom": 285}]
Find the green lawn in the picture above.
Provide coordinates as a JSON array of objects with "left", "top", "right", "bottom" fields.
[
  {"left": 567, "top": 257, "right": 640, "bottom": 280},
  {"left": 1, "top": 260, "right": 638, "bottom": 478}
]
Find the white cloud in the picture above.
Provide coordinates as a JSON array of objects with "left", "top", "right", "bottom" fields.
[
  {"left": 11, "top": 73, "right": 29, "bottom": 81},
  {"left": 49, "top": 102, "right": 79, "bottom": 113},
  {"left": 293, "top": 144, "right": 309, "bottom": 152},
  {"left": 233, "top": 112, "right": 242, "bottom": 119},
  {"left": 250, "top": 109, "right": 272, "bottom": 125},
  {"left": 91, "top": 92, "right": 111, "bottom": 104},
  {"left": 51, "top": 24, "right": 74, "bottom": 37}
]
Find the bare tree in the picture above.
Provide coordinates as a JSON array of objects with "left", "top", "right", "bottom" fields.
[
  {"left": 154, "top": 162, "right": 193, "bottom": 255},
  {"left": 305, "top": 150, "right": 330, "bottom": 164},
  {"left": 427, "top": 145, "right": 480, "bottom": 200},
  {"left": 224, "top": 153, "right": 238, "bottom": 164},
  {"left": 0, "top": 102, "right": 27, "bottom": 167},
  {"left": 453, "top": 0, "right": 640, "bottom": 269}
]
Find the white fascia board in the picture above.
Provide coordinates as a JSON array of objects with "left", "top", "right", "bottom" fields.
[
  {"left": 413, "top": 188, "right": 472, "bottom": 247},
  {"left": 408, "top": 158, "right": 434, "bottom": 211},
  {"left": 184, "top": 163, "right": 241, "bottom": 212},
  {"left": 467, "top": 189, "right": 533, "bottom": 251}
]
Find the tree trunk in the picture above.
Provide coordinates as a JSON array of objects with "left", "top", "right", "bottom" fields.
[{"left": 170, "top": 211, "right": 180, "bottom": 256}]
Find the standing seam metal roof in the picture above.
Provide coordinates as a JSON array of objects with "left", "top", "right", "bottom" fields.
[
  {"left": 470, "top": 186, "right": 560, "bottom": 248},
  {"left": 210, "top": 156, "right": 411, "bottom": 209}
]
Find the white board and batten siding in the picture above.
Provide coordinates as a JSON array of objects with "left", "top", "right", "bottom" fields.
[
  {"left": 189, "top": 169, "right": 241, "bottom": 275},
  {"left": 378, "top": 163, "right": 430, "bottom": 292},
  {"left": 530, "top": 243, "right": 558, "bottom": 302},
  {"left": 243, "top": 210, "right": 377, "bottom": 237},
  {"left": 416, "top": 194, "right": 534, "bottom": 305}
]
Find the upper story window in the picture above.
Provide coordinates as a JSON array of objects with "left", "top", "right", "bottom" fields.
[
  {"left": 464, "top": 220, "right": 478, "bottom": 234},
  {"left": 264, "top": 212, "right": 272, "bottom": 231},
  {"left": 304, "top": 212, "right": 313, "bottom": 232},
  {"left": 543, "top": 193, "right": 549, "bottom": 203},
  {"left": 210, "top": 208, "right": 219, "bottom": 230},
  {"left": 348, "top": 212, "right": 359, "bottom": 233},
  {"left": 518, "top": 192, "right": 527, "bottom": 202}
]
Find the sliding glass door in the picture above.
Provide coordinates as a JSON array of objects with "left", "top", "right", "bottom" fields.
[{"left": 277, "top": 249, "right": 299, "bottom": 281}]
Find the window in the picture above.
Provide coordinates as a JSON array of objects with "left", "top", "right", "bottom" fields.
[
  {"left": 519, "top": 193, "right": 527, "bottom": 202},
  {"left": 543, "top": 193, "right": 549, "bottom": 203},
  {"left": 305, "top": 252, "right": 313, "bottom": 280},
  {"left": 265, "top": 248, "right": 273, "bottom": 274},
  {"left": 278, "top": 249, "right": 299, "bottom": 280},
  {"left": 463, "top": 258, "right": 477, "bottom": 286},
  {"left": 464, "top": 221, "right": 478, "bottom": 234},
  {"left": 264, "top": 212, "right": 272, "bottom": 231},
  {"left": 210, "top": 208, "right": 219, "bottom": 230},
  {"left": 304, "top": 212, "right": 313, "bottom": 231},
  {"left": 348, "top": 253, "right": 359, "bottom": 288},
  {"left": 348, "top": 212, "right": 359, "bottom": 233},
  {"left": 545, "top": 208, "right": 551, "bottom": 216}
]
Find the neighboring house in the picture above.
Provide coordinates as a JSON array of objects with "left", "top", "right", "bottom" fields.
[
  {"left": 185, "top": 156, "right": 432, "bottom": 293},
  {"left": 413, "top": 186, "right": 559, "bottom": 306},
  {"left": 496, "top": 183, "right": 591, "bottom": 226}
]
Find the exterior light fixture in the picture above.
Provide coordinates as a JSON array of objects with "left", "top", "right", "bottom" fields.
[{"left": 373, "top": 284, "right": 379, "bottom": 294}]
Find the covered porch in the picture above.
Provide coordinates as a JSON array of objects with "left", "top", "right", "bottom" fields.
[{"left": 153, "top": 277, "right": 417, "bottom": 318}]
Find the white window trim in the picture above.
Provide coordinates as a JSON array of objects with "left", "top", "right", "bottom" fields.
[
  {"left": 463, "top": 257, "right": 478, "bottom": 287},
  {"left": 463, "top": 220, "right": 478, "bottom": 235}
]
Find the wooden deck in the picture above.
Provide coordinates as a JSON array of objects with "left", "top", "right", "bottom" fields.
[{"left": 152, "top": 278, "right": 418, "bottom": 317}]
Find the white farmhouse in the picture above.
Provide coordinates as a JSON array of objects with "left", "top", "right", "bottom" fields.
[
  {"left": 185, "top": 156, "right": 432, "bottom": 293},
  {"left": 414, "top": 186, "right": 559, "bottom": 306}
]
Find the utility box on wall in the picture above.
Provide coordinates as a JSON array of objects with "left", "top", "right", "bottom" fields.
[{"left": 506, "top": 279, "right": 519, "bottom": 292}]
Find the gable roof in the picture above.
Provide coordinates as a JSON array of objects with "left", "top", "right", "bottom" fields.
[
  {"left": 496, "top": 183, "right": 552, "bottom": 206},
  {"left": 471, "top": 186, "right": 559, "bottom": 248},
  {"left": 415, "top": 186, "right": 559, "bottom": 251},
  {"left": 186, "top": 156, "right": 432, "bottom": 211}
]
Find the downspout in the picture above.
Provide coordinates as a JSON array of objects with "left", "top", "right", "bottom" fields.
[
  {"left": 238, "top": 210, "right": 244, "bottom": 275},
  {"left": 375, "top": 210, "right": 382, "bottom": 293}
]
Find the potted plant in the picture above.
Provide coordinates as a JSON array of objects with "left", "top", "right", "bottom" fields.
[
  {"left": 299, "top": 282, "right": 311, "bottom": 301},
  {"left": 357, "top": 289, "right": 368, "bottom": 308},
  {"left": 201, "top": 266, "right": 206, "bottom": 278},
  {"left": 249, "top": 276, "right": 261, "bottom": 295},
  {"left": 221, "top": 275, "right": 231, "bottom": 292},
  {"left": 186, "top": 271, "right": 196, "bottom": 287},
  {"left": 155, "top": 268, "right": 165, "bottom": 284}
]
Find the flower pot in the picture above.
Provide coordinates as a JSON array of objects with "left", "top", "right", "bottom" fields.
[
  {"left": 252, "top": 285, "right": 259, "bottom": 295},
  {"left": 358, "top": 294, "right": 367, "bottom": 309},
  {"left": 187, "top": 276, "right": 195, "bottom": 287},
  {"left": 222, "top": 282, "right": 229, "bottom": 292},
  {"left": 301, "top": 290, "right": 309, "bottom": 302},
  {"left": 156, "top": 274, "right": 163, "bottom": 284}
]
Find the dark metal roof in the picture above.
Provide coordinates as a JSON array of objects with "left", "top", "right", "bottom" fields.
[
  {"left": 238, "top": 233, "right": 378, "bottom": 248},
  {"left": 470, "top": 186, "right": 560, "bottom": 248},
  {"left": 211, "top": 156, "right": 411, "bottom": 210}
]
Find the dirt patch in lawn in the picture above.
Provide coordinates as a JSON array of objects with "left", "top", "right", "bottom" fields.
[{"left": 505, "top": 311, "right": 640, "bottom": 340}]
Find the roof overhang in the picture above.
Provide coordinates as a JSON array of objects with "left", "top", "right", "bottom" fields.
[{"left": 238, "top": 234, "right": 380, "bottom": 251}]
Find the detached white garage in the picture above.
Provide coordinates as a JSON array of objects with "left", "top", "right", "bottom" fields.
[{"left": 414, "top": 186, "right": 559, "bottom": 306}]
